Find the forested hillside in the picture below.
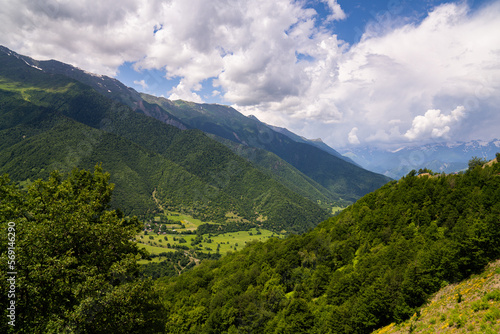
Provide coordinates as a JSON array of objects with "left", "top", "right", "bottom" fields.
[
  {"left": 2, "top": 157, "right": 499, "bottom": 333},
  {"left": 0, "top": 48, "right": 328, "bottom": 234},
  {"left": 1, "top": 45, "right": 390, "bottom": 209},
  {"left": 156, "top": 157, "right": 500, "bottom": 333},
  {"left": 140, "top": 94, "right": 391, "bottom": 203},
  {"left": 208, "top": 134, "right": 340, "bottom": 210},
  {"left": 0, "top": 167, "right": 166, "bottom": 333}
]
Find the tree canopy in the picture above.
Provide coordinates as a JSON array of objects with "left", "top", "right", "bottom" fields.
[
  {"left": 2, "top": 157, "right": 499, "bottom": 333},
  {"left": 156, "top": 157, "right": 500, "bottom": 333},
  {"left": 0, "top": 165, "right": 165, "bottom": 333}
]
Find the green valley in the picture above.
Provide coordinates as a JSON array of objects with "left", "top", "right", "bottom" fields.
[{"left": 2, "top": 149, "right": 500, "bottom": 333}]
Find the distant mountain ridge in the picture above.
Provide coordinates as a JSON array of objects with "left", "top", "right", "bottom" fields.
[
  {"left": 264, "top": 122, "right": 359, "bottom": 166},
  {"left": 140, "top": 94, "right": 390, "bottom": 203},
  {"left": 343, "top": 139, "right": 500, "bottom": 178},
  {"left": 0, "top": 45, "right": 389, "bottom": 207}
]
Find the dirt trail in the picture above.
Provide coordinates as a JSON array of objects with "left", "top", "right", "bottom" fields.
[{"left": 152, "top": 188, "right": 166, "bottom": 214}]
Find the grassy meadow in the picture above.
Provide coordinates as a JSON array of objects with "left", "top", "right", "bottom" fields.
[{"left": 136, "top": 211, "right": 283, "bottom": 264}]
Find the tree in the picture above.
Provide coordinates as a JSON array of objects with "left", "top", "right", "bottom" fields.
[
  {"left": 0, "top": 166, "right": 165, "bottom": 333},
  {"left": 418, "top": 168, "right": 434, "bottom": 175},
  {"left": 468, "top": 156, "right": 487, "bottom": 170}
]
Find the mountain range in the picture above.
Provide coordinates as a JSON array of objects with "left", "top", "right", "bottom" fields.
[
  {"left": 2, "top": 44, "right": 500, "bottom": 334},
  {"left": 0, "top": 45, "right": 389, "bottom": 233},
  {"left": 140, "top": 94, "right": 389, "bottom": 203},
  {"left": 343, "top": 140, "right": 500, "bottom": 179}
]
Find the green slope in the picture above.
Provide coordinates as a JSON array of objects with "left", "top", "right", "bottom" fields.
[
  {"left": 0, "top": 49, "right": 328, "bottom": 233},
  {"left": 0, "top": 46, "right": 348, "bottom": 211},
  {"left": 374, "top": 259, "right": 500, "bottom": 334},
  {"left": 0, "top": 102, "right": 213, "bottom": 216},
  {"left": 155, "top": 159, "right": 500, "bottom": 333},
  {"left": 209, "top": 133, "right": 344, "bottom": 209},
  {"left": 141, "top": 94, "right": 391, "bottom": 203}
]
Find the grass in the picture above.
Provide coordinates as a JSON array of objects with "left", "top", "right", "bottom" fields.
[
  {"left": 0, "top": 77, "right": 75, "bottom": 101},
  {"left": 373, "top": 259, "right": 500, "bottom": 334},
  {"left": 205, "top": 228, "right": 280, "bottom": 254},
  {"left": 135, "top": 211, "right": 283, "bottom": 263},
  {"left": 162, "top": 211, "right": 216, "bottom": 231},
  {"left": 331, "top": 206, "right": 345, "bottom": 215},
  {"left": 136, "top": 228, "right": 281, "bottom": 257}
]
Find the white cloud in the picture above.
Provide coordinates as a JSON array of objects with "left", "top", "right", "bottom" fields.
[
  {"left": 133, "top": 79, "right": 148, "bottom": 90},
  {"left": 322, "top": 0, "right": 346, "bottom": 21},
  {"left": 348, "top": 127, "right": 360, "bottom": 145},
  {"left": 404, "top": 106, "right": 466, "bottom": 141},
  {"left": 305, "top": 1, "right": 500, "bottom": 147},
  {"left": 168, "top": 80, "right": 204, "bottom": 103},
  {"left": 1, "top": 0, "right": 500, "bottom": 148},
  {"left": 229, "top": 1, "right": 500, "bottom": 148},
  {"left": 0, "top": 0, "right": 155, "bottom": 75}
]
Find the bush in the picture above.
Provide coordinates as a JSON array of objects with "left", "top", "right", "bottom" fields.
[
  {"left": 484, "top": 307, "right": 500, "bottom": 322},
  {"left": 471, "top": 300, "right": 489, "bottom": 312},
  {"left": 484, "top": 290, "right": 500, "bottom": 302},
  {"left": 468, "top": 156, "right": 488, "bottom": 170}
]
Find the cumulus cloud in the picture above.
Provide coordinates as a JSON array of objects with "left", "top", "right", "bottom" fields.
[
  {"left": 230, "top": 1, "right": 500, "bottom": 148},
  {"left": 322, "top": 0, "right": 346, "bottom": 21},
  {"left": 315, "top": 1, "right": 500, "bottom": 147},
  {"left": 404, "top": 106, "right": 466, "bottom": 141},
  {"left": 1, "top": 0, "right": 499, "bottom": 148},
  {"left": 348, "top": 127, "right": 360, "bottom": 145},
  {"left": 0, "top": 0, "right": 154, "bottom": 75}
]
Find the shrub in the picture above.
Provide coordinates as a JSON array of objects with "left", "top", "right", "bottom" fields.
[
  {"left": 471, "top": 300, "right": 489, "bottom": 312},
  {"left": 484, "top": 307, "right": 500, "bottom": 322}
]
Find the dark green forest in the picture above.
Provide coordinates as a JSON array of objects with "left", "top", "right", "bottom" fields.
[
  {"left": 0, "top": 167, "right": 165, "bottom": 333},
  {"left": 155, "top": 158, "right": 500, "bottom": 333},
  {"left": 3, "top": 45, "right": 389, "bottom": 210},
  {"left": 1, "top": 158, "right": 499, "bottom": 333},
  {"left": 141, "top": 94, "right": 391, "bottom": 203}
]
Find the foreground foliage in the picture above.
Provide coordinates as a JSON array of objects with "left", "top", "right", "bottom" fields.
[
  {"left": 0, "top": 166, "right": 165, "bottom": 333},
  {"left": 156, "top": 159, "right": 500, "bottom": 333},
  {"left": 1, "top": 160, "right": 499, "bottom": 333}
]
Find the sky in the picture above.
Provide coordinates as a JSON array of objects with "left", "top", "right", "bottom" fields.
[{"left": 0, "top": 0, "right": 499, "bottom": 149}]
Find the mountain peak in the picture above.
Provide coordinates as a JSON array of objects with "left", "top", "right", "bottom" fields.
[{"left": 247, "top": 114, "right": 260, "bottom": 122}]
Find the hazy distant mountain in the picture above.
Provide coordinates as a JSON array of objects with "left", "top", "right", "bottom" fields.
[{"left": 342, "top": 140, "right": 500, "bottom": 178}]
